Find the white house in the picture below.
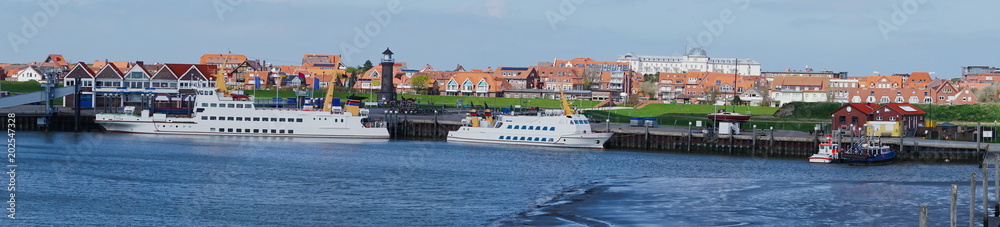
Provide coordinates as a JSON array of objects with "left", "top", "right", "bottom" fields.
[
  {"left": 14, "top": 66, "right": 45, "bottom": 82},
  {"left": 617, "top": 47, "right": 762, "bottom": 76}
]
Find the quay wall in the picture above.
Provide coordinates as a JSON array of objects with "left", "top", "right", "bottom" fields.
[
  {"left": 1, "top": 112, "right": 984, "bottom": 164},
  {"left": 390, "top": 120, "right": 985, "bottom": 163}
]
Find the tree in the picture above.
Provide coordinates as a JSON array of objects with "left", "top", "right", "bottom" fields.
[
  {"left": 581, "top": 65, "right": 602, "bottom": 90},
  {"left": 410, "top": 75, "right": 432, "bottom": 95},
  {"left": 705, "top": 90, "right": 721, "bottom": 105},
  {"left": 974, "top": 85, "right": 1000, "bottom": 103},
  {"left": 637, "top": 80, "right": 659, "bottom": 100},
  {"left": 362, "top": 60, "right": 374, "bottom": 71},
  {"left": 731, "top": 95, "right": 743, "bottom": 106}
]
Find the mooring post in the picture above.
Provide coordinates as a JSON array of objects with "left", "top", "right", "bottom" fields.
[
  {"left": 919, "top": 205, "right": 928, "bottom": 227},
  {"left": 953, "top": 184, "right": 959, "bottom": 227},
  {"left": 74, "top": 77, "right": 81, "bottom": 132},
  {"left": 687, "top": 122, "right": 692, "bottom": 152},
  {"left": 985, "top": 165, "right": 990, "bottom": 226},
  {"left": 972, "top": 172, "right": 978, "bottom": 227},
  {"left": 769, "top": 127, "right": 774, "bottom": 154},
  {"left": 995, "top": 154, "right": 999, "bottom": 217}
]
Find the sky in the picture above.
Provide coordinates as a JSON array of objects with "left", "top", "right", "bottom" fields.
[{"left": 1, "top": 0, "right": 998, "bottom": 78}]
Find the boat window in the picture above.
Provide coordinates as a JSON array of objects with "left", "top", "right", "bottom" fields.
[
  {"left": 296, "top": 118, "right": 303, "bottom": 122},
  {"left": 246, "top": 105, "right": 252, "bottom": 108},
  {"left": 528, "top": 126, "right": 534, "bottom": 130},
  {"left": 542, "top": 127, "right": 548, "bottom": 130},
  {"left": 210, "top": 103, "right": 218, "bottom": 107},
  {"left": 236, "top": 117, "right": 243, "bottom": 121},
  {"left": 201, "top": 116, "right": 208, "bottom": 120},
  {"left": 227, "top": 117, "right": 234, "bottom": 121},
  {"left": 279, "top": 130, "right": 286, "bottom": 134},
  {"left": 271, "top": 118, "right": 277, "bottom": 122},
  {"left": 227, "top": 128, "right": 233, "bottom": 132},
  {"left": 498, "top": 136, "right": 504, "bottom": 139},
  {"left": 250, "top": 117, "right": 258, "bottom": 121},
  {"left": 550, "top": 127, "right": 556, "bottom": 131},
  {"left": 210, "top": 116, "right": 217, "bottom": 120},
  {"left": 201, "top": 103, "right": 208, "bottom": 107},
  {"left": 505, "top": 136, "right": 511, "bottom": 140},
  {"left": 507, "top": 125, "right": 512, "bottom": 129},
  {"left": 534, "top": 138, "right": 540, "bottom": 141},
  {"left": 535, "top": 127, "right": 542, "bottom": 130},
  {"left": 271, "top": 129, "right": 277, "bottom": 133},
  {"left": 520, "top": 137, "right": 525, "bottom": 140},
  {"left": 228, "top": 104, "right": 235, "bottom": 108},
  {"left": 236, "top": 129, "right": 242, "bottom": 133},
  {"left": 236, "top": 104, "right": 244, "bottom": 108},
  {"left": 288, "top": 130, "right": 293, "bottom": 134},
  {"left": 279, "top": 118, "right": 286, "bottom": 122},
  {"left": 253, "top": 129, "right": 259, "bottom": 133},
  {"left": 549, "top": 138, "right": 554, "bottom": 142},
  {"left": 210, "top": 128, "right": 216, "bottom": 132}
]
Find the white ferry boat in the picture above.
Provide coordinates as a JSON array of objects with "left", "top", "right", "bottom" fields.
[
  {"left": 446, "top": 91, "right": 613, "bottom": 149},
  {"left": 96, "top": 71, "right": 388, "bottom": 139}
]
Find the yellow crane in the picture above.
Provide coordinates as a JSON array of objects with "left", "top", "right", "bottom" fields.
[
  {"left": 322, "top": 74, "right": 338, "bottom": 112},
  {"left": 214, "top": 52, "right": 232, "bottom": 96},
  {"left": 559, "top": 87, "right": 575, "bottom": 115}
]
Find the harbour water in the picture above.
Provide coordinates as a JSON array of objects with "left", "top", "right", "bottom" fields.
[{"left": 14, "top": 131, "right": 982, "bottom": 226}]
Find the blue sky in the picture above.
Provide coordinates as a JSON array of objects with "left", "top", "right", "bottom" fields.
[{"left": 1, "top": 0, "right": 998, "bottom": 78}]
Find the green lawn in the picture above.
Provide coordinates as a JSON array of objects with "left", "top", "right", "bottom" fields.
[
  {"left": 242, "top": 90, "right": 600, "bottom": 109},
  {"left": 1, "top": 81, "right": 45, "bottom": 93}
]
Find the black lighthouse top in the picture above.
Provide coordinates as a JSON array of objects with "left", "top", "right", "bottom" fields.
[{"left": 382, "top": 48, "right": 394, "bottom": 63}]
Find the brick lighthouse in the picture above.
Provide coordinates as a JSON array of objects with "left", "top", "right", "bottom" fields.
[{"left": 377, "top": 48, "right": 397, "bottom": 102}]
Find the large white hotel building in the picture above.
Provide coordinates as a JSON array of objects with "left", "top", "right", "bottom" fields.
[{"left": 617, "top": 47, "right": 761, "bottom": 76}]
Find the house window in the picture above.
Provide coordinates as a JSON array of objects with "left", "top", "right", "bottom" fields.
[
  {"left": 889, "top": 117, "right": 896, "bottom": 121},
  {"left": 851, "top": 116, "right": 858, "bottom": 124},
  {"left": 839, "top": 116, "right": 846, "bottom": 124}
]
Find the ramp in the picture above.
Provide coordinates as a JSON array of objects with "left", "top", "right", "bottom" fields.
[{"left": 0, "top": 87, "right": 77, "bottom": 108}]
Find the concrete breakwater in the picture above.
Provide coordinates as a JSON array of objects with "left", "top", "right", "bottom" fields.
[{"left": 390, "top": 120, "right": 986, "bottom": 163}]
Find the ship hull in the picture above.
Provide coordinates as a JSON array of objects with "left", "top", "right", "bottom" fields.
[{"left": 447, "top": 132, "right": 612, "bottom": 149}]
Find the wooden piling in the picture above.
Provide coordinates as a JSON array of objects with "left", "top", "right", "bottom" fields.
[
  {"left": 972, "top": 172, "right": 978, "bottom": 227},
  {"left": 953, "top": 184, "right": 959, "bottom": 227},
  {"left": 919, "top": 205, "right": 928, "bottom": 227}
]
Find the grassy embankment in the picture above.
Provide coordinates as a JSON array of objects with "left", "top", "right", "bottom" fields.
[
  {"left": 242, "top": 90, "right": 600, "bottom": 109},
  {"left": 0, "top": 81, "right": 63, "bottom": 104}
]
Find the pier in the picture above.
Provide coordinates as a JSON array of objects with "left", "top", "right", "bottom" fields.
[{"left": 385, "top": 115, "right": 988, "bottom": 163}]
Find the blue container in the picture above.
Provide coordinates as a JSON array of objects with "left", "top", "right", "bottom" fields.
[{"left": 332, "top": 98, "right": 341, "bottom": 106}]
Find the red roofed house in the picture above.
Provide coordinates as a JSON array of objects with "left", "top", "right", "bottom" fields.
[
  {"left": 199, "top": 54, "right": 247, "bottom": 70},
  {"left": 830, "top": 103, "right": 881, "bottom": 131},
  {"left": 441, "top": 72, "right": 510, "bottom": 97},
  {"left": 872, "top": 103, "right": 927, "bottom": 129},
  {"left": 62, "top": 62, "right": 96, "bottom": 108}
]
